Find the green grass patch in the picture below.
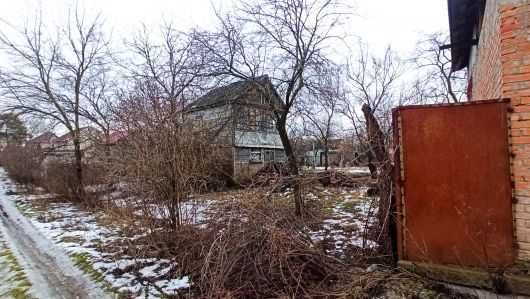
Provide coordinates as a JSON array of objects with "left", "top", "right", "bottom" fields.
[
  {"left": 0, "top": 246, "right": 35, "bottom": 299},
  {"left": 70, "top": 252, "right": 124, "bottom": 298},
  {"left": 14, "top": 201, "right": 34, "bottom": 218},
  {"left": 59, "top": 236, "right": 85, "bottom": 245}
]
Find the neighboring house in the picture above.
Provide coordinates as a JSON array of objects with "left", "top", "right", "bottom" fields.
[
  {"left": 303, "top": 138, "right": 368, "bottom": 168},
  {"left": 104, "top": 131, "right": 128, "bottom": 146},
  {"left": 45, "top": 127, "right": 101, "bottom": 162},
  {"left": 447, "top": 0, "right": 530, "bottom": 260},
  {"left": 304, "top": 148, "right": 341, "bottom": 168},
  {"left": 27, "top": 132, "right": 57, "bottom": 151},
  {"left": 186, "top": 76, "right": 286, "bottom": 179},
  {"left": 98, "top": 131, "right": 128, "bottom": 162}
]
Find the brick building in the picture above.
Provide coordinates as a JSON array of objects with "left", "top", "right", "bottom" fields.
[{"left": 447, "top": 0, "right": 530, "bottom": 261}]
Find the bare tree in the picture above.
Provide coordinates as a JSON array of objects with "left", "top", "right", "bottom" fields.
[
  {"left": 414, "top": 32, "right": 467, "bottom": 103},
  {"left": 195, "top": 0, "right": 348, "bottom": 216},
  {"left": 300, "top": 67, "right": 343, "bottom": 171},
  {"left": 105, "top": 27, "right": 218, "bottom": 229},
  {"left": 79, "top": 74, "right": 116, "bottom": 141},
  {"left": 341, "top": 44, "right": 403, "bottom": 260},
  {"left": 0, "top": 12, "right": 109, "bottom": 200},
  {"left": 127, "top": 24, "right": 212, "bottom": 116}
]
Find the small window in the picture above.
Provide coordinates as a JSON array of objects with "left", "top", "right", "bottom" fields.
[{"left": 250, "top": 148, "right": 262, "bottom": 163}]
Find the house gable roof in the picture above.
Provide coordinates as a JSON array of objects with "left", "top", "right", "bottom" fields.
[
  {"left": 188, "top": 75, "right": 283, "bottom": 111},
  {"left": 28, "top": 132, "right": 57, "bottom": 144},
  {"left": 55, "top": 127, "right": 99, "bottom": 143}
]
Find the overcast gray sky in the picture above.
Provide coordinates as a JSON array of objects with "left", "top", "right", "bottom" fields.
[
  {"left": 0, "top": 0, "right": 449, "bottom": 57},
  {"left": 0, "top": 0, "right": 450, "bottom": 134}
]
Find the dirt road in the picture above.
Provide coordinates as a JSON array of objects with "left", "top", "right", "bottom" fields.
[{"left": 0, "top": 174, "right": 112, "bottom": 299}]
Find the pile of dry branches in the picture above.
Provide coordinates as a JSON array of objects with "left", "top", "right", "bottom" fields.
[
  {"left": 316, "top": 170, "right": 374, "bottom": 189},
  {"left": 196, "top": 197, "right": 343, "bottom": 298}
]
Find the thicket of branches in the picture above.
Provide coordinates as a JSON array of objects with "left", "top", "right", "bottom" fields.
[
  {"left": 110, "top": 81, "right": 227, "bottom": 230},
  {"left": 0, "top": 0, "right": 467, "bottom": 286}
]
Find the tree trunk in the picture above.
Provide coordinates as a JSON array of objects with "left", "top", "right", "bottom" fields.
[
  {"left": 276, "top": 117, "right": 303, "bottom": 216},
  {"left": 72, "top": 136, "right": 85, "bottom": 201},
  {"left": 324, "top": 140, "right": 329, "bottom": 171},
  {"left": 361, "top": 104, "right": 394, "bottom": 261}
]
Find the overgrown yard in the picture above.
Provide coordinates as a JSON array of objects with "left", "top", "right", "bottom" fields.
[{"left": 0, "top": 169, "right": 475, "bottom": 298}]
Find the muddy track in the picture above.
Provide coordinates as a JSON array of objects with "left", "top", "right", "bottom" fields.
[{"left": 0, "top": 186, "right": 111, "bottom": 299}]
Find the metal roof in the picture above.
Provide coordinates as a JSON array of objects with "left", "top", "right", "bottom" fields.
[
  {"left": 447, "top": 0, "right": 484, "bottom": 71},
  {"left": 188, "top": 75, "right": 281, "bottom": 111}
]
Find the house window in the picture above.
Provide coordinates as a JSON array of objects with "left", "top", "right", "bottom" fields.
[
  {"left": 250, "top": 148, "right": 262, "bottom": 163},
  {"left": 264, "top": 149, "right": 274, "bottom": 162}
]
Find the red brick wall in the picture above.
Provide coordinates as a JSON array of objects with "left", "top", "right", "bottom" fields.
[
  {"left": 471, "top": 0, "right": 504, "bottom": 100},
  {"left": 471, "top": 0, "right": 530, "bottom": 261},
  {"left": 500, "top": 3, "right": 530, "bottom": 261}
]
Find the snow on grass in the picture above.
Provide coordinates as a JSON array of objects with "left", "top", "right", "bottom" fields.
[
  {"left": 25, "top": 201, "right": 191, "bottom": 298},
  {"left": 0, "top": 177, "right": 191, "bottom": 298},
  {"left": 156, "top": 276, "right": 190, "bottom": 292},
  {"left": 304, "top": 166, "right": 371, "bottom": 175},
  {"left": 1, "top": 165, "right": 376, "bottom": 297},
  {"left": 307, "top": 188, "right": 378, "bottom": 256}
]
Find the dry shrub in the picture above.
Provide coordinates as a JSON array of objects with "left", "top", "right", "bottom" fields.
[
  {"left": 105, "top": 190, "right": 343, "bottom": 298},
  {"left": 41, "top": 161, "right": 80, "bottom": 197},
  {"left": 111, "top": 118, "right": 228, "bottom": 229},
  {"left": 0, "top": 144, "right": 43, "bottom": 185},
  {"left": 83, "top": 162, "right": 108, "bottom": 187},
  {"left": 197, "top": 196, "right": 343, "bottom": 298},
  {"left": 41, "top": 160, "right": 106, "bottom": 198},
  {"left": 111, "top": 78, "right": 237, "bottom": 228}
]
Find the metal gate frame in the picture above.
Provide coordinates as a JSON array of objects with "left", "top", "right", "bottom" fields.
[{"left": 392, "top": 98, "right": 515, "bottom": 269}]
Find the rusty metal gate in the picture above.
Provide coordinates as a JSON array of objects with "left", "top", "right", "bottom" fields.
[{"left": 393, "top": 99, "right": 514, "bottom": 268}]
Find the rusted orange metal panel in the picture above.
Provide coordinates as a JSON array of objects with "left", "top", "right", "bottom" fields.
[{"left": 394, "top": 99, "right": 514, "bottom": 268}]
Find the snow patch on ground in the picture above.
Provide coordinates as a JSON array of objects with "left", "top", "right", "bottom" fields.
[
  {"left": 307, "top": 188, "right": 378, "bottom": 256},
  {"left": 0, "top": 169, "right": 190, "bottom": 298},
  {"left": 305, "top": 166, "right": 371, "bottom": 175}
]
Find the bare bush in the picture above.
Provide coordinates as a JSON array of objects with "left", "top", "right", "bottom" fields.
[
  {"left": 40, "top": 161, "right": 80, "bottom": 197},
  {"left": 199, "top": 194, "right": 343, "bottom": 298},
  {"left": 38, "top": 160, "right": 106, "bottom": 199},
  {"left": 110, "top": 84, "right": 227, "bottom": 229},
  {"left": 0, "top": 144, "right": 43, "bottom": 185}
]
